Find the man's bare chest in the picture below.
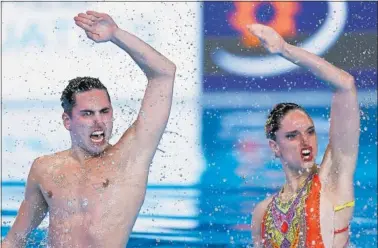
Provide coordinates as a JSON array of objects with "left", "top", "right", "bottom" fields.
[{"left": 39, "top": 161, "right": 127, "bottom": 213}]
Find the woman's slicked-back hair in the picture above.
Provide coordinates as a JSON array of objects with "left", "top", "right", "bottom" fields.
[{"left": 265, "top": 103, "right": 309, "bottom": 141}]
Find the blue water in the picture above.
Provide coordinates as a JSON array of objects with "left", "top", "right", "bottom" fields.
[{"left": 1, "top": 106, "right": 377, "bottom": 247}]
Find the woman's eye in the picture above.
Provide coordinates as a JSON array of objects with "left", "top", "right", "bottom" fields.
[{"left": 286, "top": 134, "right": 296, "bottom": 139}]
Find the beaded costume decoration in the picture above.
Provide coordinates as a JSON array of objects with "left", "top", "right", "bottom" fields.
[{"left": 261, "top": 167, "right": 324, "bottom": 248}]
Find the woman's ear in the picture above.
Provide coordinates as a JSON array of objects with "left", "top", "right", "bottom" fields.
[{"left": 268, "top": 139, "right": 280, "bottom": 158}]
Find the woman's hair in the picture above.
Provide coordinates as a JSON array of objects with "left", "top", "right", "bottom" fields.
[{"left": 265, "top": 103, "right": 309, "bottom": 141}]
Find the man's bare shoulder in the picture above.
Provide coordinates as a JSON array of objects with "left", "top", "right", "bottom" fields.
[
  {"left": 111, "top": 123, "right": 137, "bottom": 155},
  {"left": 31, "top": 150, "right": 71, "bottom": 173}
]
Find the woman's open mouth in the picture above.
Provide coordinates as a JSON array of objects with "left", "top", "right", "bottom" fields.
[{"left": 301, "top": 147, "right": 313, "bottom": 162}]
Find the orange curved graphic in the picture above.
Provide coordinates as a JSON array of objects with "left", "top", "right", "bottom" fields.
[{"left": 229, "top": 2, "right": 300, "bottom": 47}]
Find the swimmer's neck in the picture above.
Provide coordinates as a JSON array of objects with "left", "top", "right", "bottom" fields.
[
  {"left": 70, "top": 144, "right": 112, "bottom": 165},
  {"left": 282, "top": 164, "right": 316, "bottom": 194}
]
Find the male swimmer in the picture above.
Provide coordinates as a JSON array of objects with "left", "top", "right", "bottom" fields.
[{"left": 3, "top": 10, "right": 176, "bottom": 248}]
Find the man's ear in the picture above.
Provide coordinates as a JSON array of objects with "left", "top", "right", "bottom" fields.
[
  {"left": 62, "top": 112, "right": 71, "bottom": 131},
  {"left": 268, "top": 139, "right": 280, "bottom": 158}
]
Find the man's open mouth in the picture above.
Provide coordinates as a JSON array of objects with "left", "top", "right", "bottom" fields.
[{"left": 90, "top": 130, "right": 105, "bottom": 143}]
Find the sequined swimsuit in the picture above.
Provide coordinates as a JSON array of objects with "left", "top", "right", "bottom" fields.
[{"left": 261, "top": 170, "right": 353, "bottom": 248}]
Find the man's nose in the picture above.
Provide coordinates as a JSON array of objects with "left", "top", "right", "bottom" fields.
[{"left": 93, "top": 112, "right": 104, "bottom": 124}]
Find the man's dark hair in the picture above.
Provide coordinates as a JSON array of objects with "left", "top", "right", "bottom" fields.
[{"left": 60, "top": 77, "right": 111, "bottom": 116}]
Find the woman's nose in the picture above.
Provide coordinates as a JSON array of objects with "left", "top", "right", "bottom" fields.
[{"left": 300, "top": 134, "right": 310, "bottom": 145}]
